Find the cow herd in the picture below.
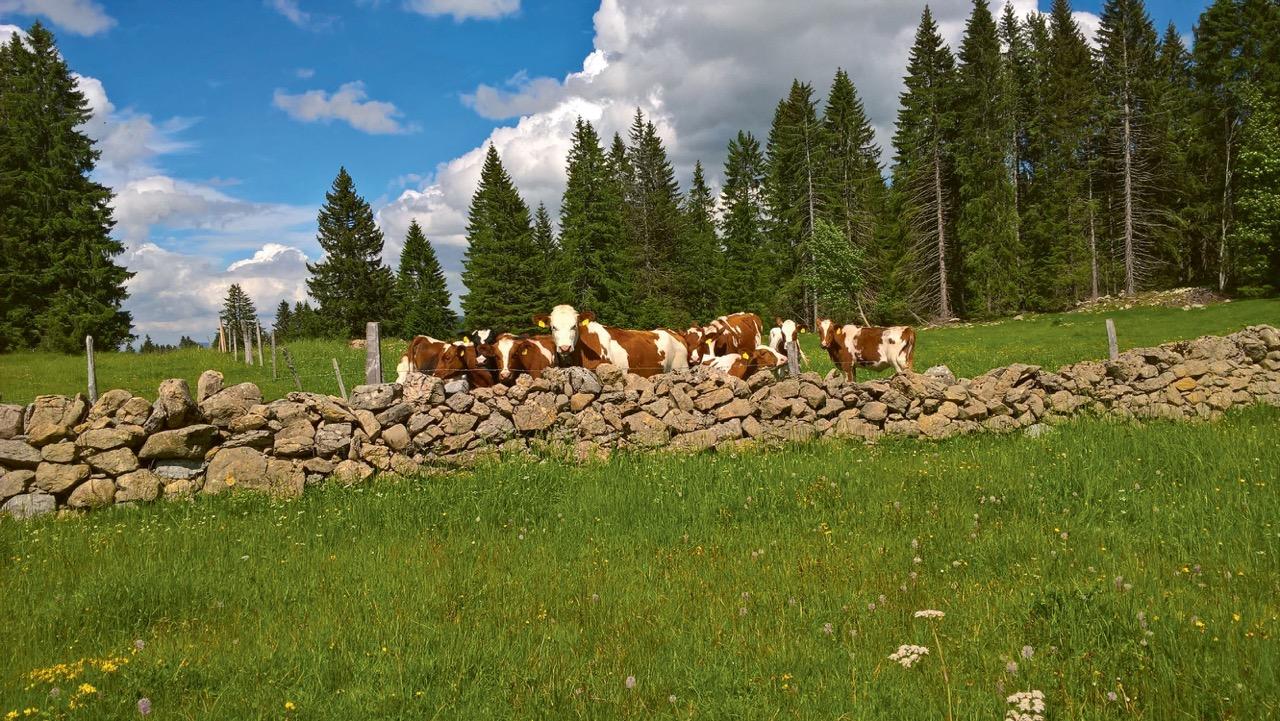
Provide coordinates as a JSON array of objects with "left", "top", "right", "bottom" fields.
[{"left": 394, "top": 305, "right": 916, "bottom": 387}]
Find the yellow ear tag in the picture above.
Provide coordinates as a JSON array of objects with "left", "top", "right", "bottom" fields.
[
  {"left": 461, "top": 338, "right": 472, "bottom": 346},
  {"left": 741, "top": 352, "right": 750, "bottom": 359},
  {"left": 521, "top": 348, "right": 528, "bottom": 356},
  {"left": 537, "top": 320, "right": 546, "bottom": 328},
  {"left": 581, "top": 319, "right": 589, "bottom": 327},
  {"left": 799, "top": 328, "right": 807, "bottom": 333}
]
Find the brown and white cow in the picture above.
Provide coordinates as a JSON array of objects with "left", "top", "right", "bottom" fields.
[
  {"left": 701, "top": 345, "right": 787, "bottom": 379},
  {"left": 395, "top": 335, "right": 452, "bottom": 382},
  {"left": 816, "top": 317, "right": 916, "bottom": 381},
  {"left": 533, "top": 305, "right": 691, "bottom": 378},
  {"left": 767, "top": 317, "right": 810, "bottom": 365},
  {"left": 491, "top": 334, "right": 557, "bottom": 382},
  {"left": 433, "top": 339, "right": 496, "bottom": 388},
  {"left": 689, "top": 312, "right": 764, "bottom": 362}
]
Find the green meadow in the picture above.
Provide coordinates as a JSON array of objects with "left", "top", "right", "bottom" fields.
[
  {"left": 0, "top": 298, "right": 1276, "bottom": 405},
  {"left": 1, "top": 405, "right": 1277, "bottom": 719}
]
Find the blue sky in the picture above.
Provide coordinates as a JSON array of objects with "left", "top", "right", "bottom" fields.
[{"left": 0, "top": 0, "right": 1206, "bottom": 343}]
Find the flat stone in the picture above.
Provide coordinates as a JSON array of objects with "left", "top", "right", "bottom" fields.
[
  {"left": 228, "top": 412, "right": 267, "bottom": 433},
  {"left": 138, "top": 424, "right": 219, "bottom": 460},
  {"left": 2, "top": 492, "right": 56, "bottom": 519},
  {"left": 570, "top": 393, "right": 595, "bottom": 412},
  {"left": 315, "top": 422, "right": 353, "bottom": 457},
  {"left": 34, "top": 462, "right": 91, "bottom": 494},
  {"left": 715, "top": 398, "right": 753, "bottom": 421},
  {"left": 1, "top": 469, "right": 35, "bottom": 499},
  {"left": 442, "top": 414, "right": 478, "bottom": 435},
  {"left": 204, "top": 447, "right": 268, "bottom": 495},
  {"left": 669, "top": 429, "right": 718, "bottom": 453},
  {"left": 301, "top": 457, "right": 335, "bottom": 475},
  {"left": 152, "top": 459, "right": 203, "bottom": 480},
  {"left": 376, "top": 402, "right": 413, "bottom": 427},
  {"left": 695, "top": 387, "right": 735, "bottom": 411},
  {"left": 222, "top": 430, "right": 273, "bottom": 449},
  {"left": 476, "top": 413, "right": 515, "bottom": 441},
  {"left": 445, "top": 393, "right": 474, "bottom": 413},
  {"left": 513, "top": 403, "right": 557, "bottom": 432},
  {"left": 77, "top": 427, "right": 132, "bottom": 451},
  {"left": 859, "top": 401, "right": 888, "bottom": 422},
  {"left": 67, "top": 478, "right": 116, "bottom": 509},
  {"left": 84, "top": 447, "right": 138, "bottom": 476},
  {"left": 115, "top": 469, "right": 162, "bottom": 503},
  {"left": 350, "top": 383, "right": 401, "bottom": 412},
  {"left": 273, "top": 421, "right": 316, "bottom": 458},
  {"left": 40, "top": 442, "right": 77, "bottom": 463}
]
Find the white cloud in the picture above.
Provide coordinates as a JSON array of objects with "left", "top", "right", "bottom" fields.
[
  {"left": 403, "top": 0, "right": 519, "bottom": 22},
  {"left": 0, "top": 0, "right": 114, "bottom": 35},
  {"left": 273, "top": 81, "right": 417, "bottom": 134},
  {"left": 111, "top": 175, "right": 315, "bottom": 248},
  {"left": 1, "top": 22, "right": 26, "bottom": 43},
  {"left": 295, "top": 67, "right": 315, "bottom": 79},
  {"left": 266, "top": 0, "right": 335, "bottom": 30}
]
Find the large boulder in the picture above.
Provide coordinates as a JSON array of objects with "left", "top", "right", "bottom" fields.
[
  {"left": 84, "top": 447, "right": 139, "bottom": 476},
  {"left": 0, "top": 439, "right": 42, "bottom": 469},
  {"left": 115, "top": 469, "right": 163, "bottom": 503},
  {"left": 199, "top": 383, "right": 263, "bottom": 428},
  {"left": 350, "top": 383, "right": 400, "bottom": 412},
  {"left": 196, "top": 370, "right": 224, "bottom": 402},
  {"left": 76, "top": 427, "right": 134, "bottom": 452},
  {"left": 273, "top": 421, "right": 316, "bottom": 458},
  {"left": 40, "top": 442, "right": 77, "bottom": 463},
  {"left": 2, "top": 493, "right": 55, "bottom": 519},
  {"left": 315, "top": 423, "right": 353, "bottom": 458},
  {"left": 144, "top": 379, "right": 197, "bottom": 433},
  {"left": 139, "top": 424, "right": 219, "bottom": 460},
  {"left": 25, "top": 394, "right": 87, "bottom": 446},
  {"left": 34, "top": 462, "right": 90, "bottom": 494},
  {"left": 68, "top": 478, "right": 116, "bottom": 509},
  {"left": 204, "top": 446, "right": 268, "bottom": 495},
  {"left": 0, "top": 403, "right": 25, "bottom": 439},
  {"left": 88, "top": 389, "right": 132, "bottom": 420},
  {"left": 1, "top": 469, "right": 34, "bottom": 500}
]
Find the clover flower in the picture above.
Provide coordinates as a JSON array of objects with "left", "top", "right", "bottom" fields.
[
  {"left": 137, "top": 698, "right": 152, "bottom": 716},
  {"left": 888, "top": 644, "right": 929, "bottom": 668},
  {"left": 913, "top": 609, "right": 944, "bottom": 619},
  {"left": 625, "top": 676, "right": 636, "bottom": 689}
]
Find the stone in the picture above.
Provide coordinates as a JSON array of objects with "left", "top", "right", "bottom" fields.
[
  {"left": 917, "top": 413, "right": 952, "bottom": 437},
  {"left": 566, "top": 366, "right": 603, "bottom": 395},
  {"left": 152, "top": 459, "right": 203, "bottom": 480},
  {"left": 1173, "top": 376, "right": 1198, "bottom": 392},
  {"left": 595, "top": 363, "right": 625, "bottom": 388},
  {"left": 937, "top": 401, "right": 960, "bottom": 419},
  {"left": 116, "top": 396, "right": 152, "bottom": 425},
  {"left": 445, "top": 393, "right": 475, "bottom": 413},
  {"left": 353, "top": 409, "right": 380, "bottom": 438},
  {"left": 350, "top": 383, "right": 401, "bottom": 412},
  {"left": 205, "top": 447, "right": 268, "bottom": 495},
  {"left": 360, "top": 443, "right": 393, "bottom": 471},
  {"left": 34, "top": 462, "right": 90, "bottom": 494},
  {"left": 741, "top": 415, "right": 766, "bottom": 438},
  {"left": 402, "top": 373, "right": 445, "bottom": 407},
  {"left": 715, "top": 398, "right": 754, "bottom": 421},
  {"left": 798, "top": 383, "right": 827, "bottom": 409},
  {"left": 442, "top": 414, "right": 478, "bottom": 435},
  {"left": 925, "top": 365, "right": 957, "bottom": 386},
  {"left": 513, "top": 403, "right": 557, "bottom": 432},
  {"left": 228, "top": 412, "right": 268, "bottom": 433},
  {"left": 444, "top": 379, "right": 470, "bottom": 396},
  {"left": 663, "top": 409, "right": 700, "bottom": 433},
  {"left": 25, "top": 394, "right": 87, "bottom": 445},
  {"left": 1, "top": 469, "right": 34, "bottom": 500},
  {"left": 389, "top": 453, "right": 420, "bottom": 476},
  {"left": 771, "top": 379, "right": 801, "bottom": 400},
  {"left": 1023, "top": 423, "right": 1053, "bottom": 439},
  {"left": 88, "top": 389, "right": 132, "bottom": 419},
  {"left": 199, "top": 383, "right": 263, "bottom": 428},
  {"left": 83, "top": 447, "right": 138, "bottom": 476},
  {"left": 115, "top": 470, "right": 162, "bottom": 503},
  {"left": 138, "top": 424, "right": 218, "bottom": 460},
  {"left": 302, "top": 457, "right": 335, "bottom": 475},
  {"left": 269, "top": 401, "right": 310, "bottom": 425},
  {"left": 670, "top": 429, "right": 718, "bottom": 453},
  {"left": 834, "top": 415, "right": 881, "bottom": 441},
  {"left": 162, "top": 478, "right": 199, "bottom": 500},
  {"left": 476, "top": 413, "right": 516, "bottom": 441},
  {"left": 197, "top": 370, "right": 225, "bottom": 402},
  {"left": 3, "top": 493, "right": 56, "bottom": 519},
  {"left": 859, "top": 401, "right": 889, "bottom": 423},
  {"left": 0, "top": 403, "right": 22, "bottom": 439},
  {"left": 569, "top": 392, "right": 595, "bottom": 412},
  {"left": 315, "top": 422, "right": 353, "bottom": 457},
  {"left": 264, "top": 459, "right": 305, "bottom": 498},
  {"left": 333, "top": 459, "right": 375, "bottom": 485},
  {"left": 274, "top": 421, "right": 316, "bottom": 458},
  {"left": 382, "top": 424, "right": 412, "bottom": 452},
  {"left": 223, "top": 430, "right": 273, "bottom": 449},
  {"left": 77, "top": 427, "right": 133, "bottom": 451},
  {"left": 145, "top": 379, "right": 197, "bottom": 433},
  {"left": 376, "top": 402, "right": 413, "bottom": 427},
  {"left": 695, "top": 387, "right": 735, "bottom": 411},
  {"left": 40, "top": 442, "right": 77, "bottom": 463}
]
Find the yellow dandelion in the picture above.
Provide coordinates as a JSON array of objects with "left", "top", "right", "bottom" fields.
[
  {"left": 6, "top": 710, "right": 18, "bottom": 721},
  {"left": 1233, "top": 613, "right": 1242, "bottom": 622},
  {"left": 78, "top": 683, "right": 97, "bottom": 695},
  {"left": 284, "top": 700, "right": 296, "bottom": 711}
]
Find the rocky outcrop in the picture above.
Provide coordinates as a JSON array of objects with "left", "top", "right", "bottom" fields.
[{"left": 3, "top": 325, "right": 1278, "bottom": 520}]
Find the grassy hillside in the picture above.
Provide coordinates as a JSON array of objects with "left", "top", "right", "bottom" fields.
[
  {"left": 0, "top": 299, "right": 1276, "bottom": 404},
  {"left": 1, "top": 406, "right": 1276, "bottom": 720}
]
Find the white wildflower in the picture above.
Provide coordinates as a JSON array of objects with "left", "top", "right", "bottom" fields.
[
  {"left": 1004, "top": 689, "right": 1046, "bottom": 721},
  {"left": 913, "top": 609, "right": 945, "bottom": 619},
  {"left": 888, "top": 644, "right": 929, "bottom": 668}
]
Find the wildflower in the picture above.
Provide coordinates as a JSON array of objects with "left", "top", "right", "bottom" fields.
[
  {"left": 590, "top": 593, "right": 599, "bottom": 603},
  {"left": 912, "top": 556, "right": 922, "bottom": 564},
  {"left": 822, "top": 623, "right": 834, "bottom": 635},
  {"left": 284, "top": 701, "right": 296, "bottom": 711},
  {"left": 913, "top": 609, "right": 944, "bottom": 619},
  {"left": 911, "top": 538, "right": 919, "bottom": 549},
  {"left": 1006, "top": 661, "right": 1018, "bottom": 674},
  {"left": 625, "top": 676, "right": 636, "bottom": 689},
  {"left": 867, "top": 602, "right": 876, "bottom": 611},
  {"left": 133, "top": 639, "right": 145, "bottom": 651},
  {"left": 77, "top": 683, "right": 96, "bottom": 695},
  {"left": 1021, "top": 645, "right": 1034, "bottom": 660},
  {"left": 739, "top": 606, "right": 747, "bottom": 617},
  {"left": 137, "top": 698, "right": 152, "bottom": 716},
  {"left": 1004, "top": 689, "right": 1046, "bottom": 721},
  {"left": 888, "top": 644, "right": 929, "bottom": 668},
  {"left": 1106, "top": 691, "right": 1118, "bottom": 702},
  {"left": 6, "top": 712, "right": 16, "bottom": 721},
  {"left": 668, "top": 694, "right": 677, "bottom": 704}
]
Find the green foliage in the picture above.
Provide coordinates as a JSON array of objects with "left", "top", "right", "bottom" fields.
[
  {"left": 718, "top": 131, "right": 770, "bottom": 317},
  {"left": 806, "top": 219, "right": 866, "bottom": 320},
  {"left": 273, "top": 301, "right": 292, "bottom": 339},
  {"left": 306, "top": 167, "right": 395, "bottom": 339},
  {"left": 394, "top": 220, "right": 457, "bottom": 339},
  {"left": 1231, "top": 84, "right": 1280, "bottom": 290},
  {"left": 675, "top": 161, "right": 722, "bottom": 321},
  {"left": 0, "top": 22, "right": 133, "bottom": 352},
  {"left": 622, "top": 110, "right": 686, "bottom": 327},
  {"left": 531, "top": 202, "right": 562, "bottom": 309},
  {"left": 764, "top": 81, "right": 823, "bottom": 321},
  {"left": 460, "top": 145, "right": 542, "bottom": 332},
  {"left": 557, "top": 120, "right": 631, "bottom": 323}
]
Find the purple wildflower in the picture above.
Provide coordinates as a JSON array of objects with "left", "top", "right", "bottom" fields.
[{"left": 138, "top": 698, "right": 152, "bottom": 716}]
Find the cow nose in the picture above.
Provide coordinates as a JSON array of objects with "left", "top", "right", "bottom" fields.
[
  {"left": 499, "top": 370, "right": 510, "bottom": 379},
  {"left": 558, "top": 344, "right": 572, "bottom": 353}
]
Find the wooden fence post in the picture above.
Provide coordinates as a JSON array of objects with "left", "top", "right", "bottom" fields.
[
  {"left": 1106, "top": 319, "right": 1119, "bottom": 361},
  {"left": 85, "top": 335, "right": 97, "bottom": 403},
  {"left": 255, "top": 322, "right": 264, "bottom": 366},
  {"left": 365, "top": 322, "right": 382, "bottom": 385},
  {"left": 786, "top": 340, "right": 800, "bottom": 378},
  {"left": 271, "top": 330, "right": 278, "bottom": 381},
  {"left": 242, "top": 323, "right": 253, "bottom": 366},
  {"left": 332, "top": 358, "right": 348, "bottom": 401},
  {"left": 219, "top": 321, "right": 227, "bottom": 353},
  {"left": 230, "top": 327, "right": 237, "bottom": 358},
  {"left": 282, "top": 347, "right": 302, "bottom": 391}
]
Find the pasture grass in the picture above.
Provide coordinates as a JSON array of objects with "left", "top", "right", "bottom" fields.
[
  {"left": 0, "top": 298, "right": 1276, "bottom": 405},
  {"left": 1, "top": 405, "right": 1277, "bottom": 719}
]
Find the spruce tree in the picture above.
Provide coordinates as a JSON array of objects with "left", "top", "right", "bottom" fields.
[
  {"left": 955, "top": 0, "right": 1023, "bottom": 316},
  {"left": 0, "top": 22, "right": 133, "bottom": 352},
  {"left": 460, "top": 145, "right": 540, "bottom": 331},
  {"left": 274, "top": 301, "right": 292, "bottom": 340},
  {"left": 676, "top": 162, "right": 721, "bottom": 322},
  {"left": 623, "top": 110, "right": 685, "bottom": 327},
  {"left": 1150, "top": 23, "right": 1199, "bottom": 285},
  {"left": 764, "top": 81, "right": 823, "bottom": 321},
  {"left": 395, "top": 220, "right": 457, "bottom": 338},
  {"left": 1230, "top": 83, "right": 1280, "bottom": 292},
  {"left": 719, "top": 130, "right": 770, "bottom": 316},
  {"left": 1095, "top": 0, "right": 1159, "bottom": 295},
  {"left": 558, "top": 119, "right": 630, "bottom": 323},
  {"left": 531, "top": 202, "right": 563, "bottom": 307},
  {"left": 820, "top": 69, "right": 885, "bottom": 253},
  {"left": 892, "top": 7, "right": 959, "bottom": 319},
  {"left": 306, "top": 167, "right": 395, "bottom": 337}
]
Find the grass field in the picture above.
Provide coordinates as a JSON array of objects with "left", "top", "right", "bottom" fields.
[
  {"left": 0, "top": 299, "right": 1276, "bottom": 405},
  {"left": 1, "top": 405, "right": 1277, "bottom": 719}
]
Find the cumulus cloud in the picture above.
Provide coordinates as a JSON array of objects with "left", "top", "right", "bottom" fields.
[
  {"left": 273, "top": 81, "right": 417, "bottom": 134},
  {"left": 403, "top": 0, "right": 519, "bottom": 22},
  {"left": 0, "top": 0, "right": 114, "bottom": 35}
]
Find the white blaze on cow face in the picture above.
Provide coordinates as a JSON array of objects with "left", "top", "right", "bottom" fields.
[
  {"left": 547, "top": 304, "right": 582, "bottom": 354},
  {"left": 495, "top": 336, "right": 518, "bottom": 380},
  {"left": 817, "top": 318, "right": 836, "bottom": 348}
]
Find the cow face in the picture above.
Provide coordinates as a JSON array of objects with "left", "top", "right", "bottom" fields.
[
  {"left": 434, "top": 342, "right": 467, "bottom": 379},
  {"left": 775, "top": 318, "right": 807, "bottom": 346},
  {"left": 816, "top": 318, "right": 839, "bottom": 349},
  {"left": 493, "top": 335, "right": 521, "bottom": 382},
  {"left": 537, "top": 305, "right": 595, "bottom": 356},
  {"left": 684, "top": 327, "right": 707, "bottom": 363}
]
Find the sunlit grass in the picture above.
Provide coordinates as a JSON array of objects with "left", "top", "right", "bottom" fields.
[{"left": 2, "top": 405, "right": 1277, "bottom": 719}]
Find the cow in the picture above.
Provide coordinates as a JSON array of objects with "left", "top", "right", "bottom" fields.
[
  {"left": 491, "top": 333, "right": 557, "bottom": 382},
  {"left": 395, "top": 335, "right": 452, "bottom": 383},
  {"left": 688, "top": 312, "right": 763, "bottom": 362},
  {"left": 465, "top": 328, "right": 498, "bottom": 377},
  {"left": 768, "top": 317, "right": 810, "bottom": 365},
  {"left": 533, "top": 305, "right": 691, "bottom": 378},
  {"left": 701, "top": 345, "right": 787, "bottom": 379},
  {"left": 816, "top": 317, "right": 916, "bottom": 382},
  {"left": 433, "top": 339, "right": 496, "bottom": 388}
]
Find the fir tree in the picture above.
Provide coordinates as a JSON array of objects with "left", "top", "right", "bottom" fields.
[
  {"left": 623, "top": 110, "right": 685, "bottom": 327},
  {"left": 892, "top": 7, "right": 959, "bottom": 319},
  {"left": 531, "top": 202, "right": 562, "bottom": 307},
  {"left": 273, "top": 300, "right": 292, "bottom": 340},
  {"left": 764, "top": 81, "right": 823, "bottom": 321},
  {"left": 220, "top": 284, "right": 258, "bottom": 329},
  {"left": 394, "top": 220, "right": 457, "bottom": 338},
  {"left": 558, "top": 119, "right": 630, "bottom": 323},
  {"left": 460, "top": 145, "right": 540, "bottom": 331},
  {"left": 676, "top": 162, "right": 722, "bottom": 322},
  {"left": 1151, "top": 22, "right": 1199, "bottom": 285},
  {"left": 0, "top": 22, "right": 133, "bottom": 352},
  {"left": 140, "top": 335, "right": 156, "bottom": 354},
  {"left": 719, "top": 131, "right": 770, "bottom": 316},
  {"left": 306, "top": 167, "right": 395, "bottom": 337},
  {"left": 955, "top": 0, "right": 1023, "bottom": 316}
]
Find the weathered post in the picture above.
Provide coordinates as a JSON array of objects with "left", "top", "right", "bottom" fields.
[
  {"left": 365, "top": 322, "right": 382, "bottom": 385},
  {"left": 786, "top": 340, "right": 800, "bottom": 378},
  {"left": 255, "top": 322, "right": 264, "bottom": 366},
  {"left": 230, "top": 326, "right": 237, "bottom": 358},
  {"left": 242, "top": 323, "right": 253, "bottom": 365},
  {"left": 271, "top": 330, "right": 278, "bottom": 381},
  {"left": 332, "top": 358, "right": 348, "bottom": 401},
  {"left": 282, "top": 347, "right": 302, "bottom": 391},
  {"left": 219, "top": 321, "right": 227, "bottom": 353},
  {"left": 85, "top": 335, "right": 97, "bottom": 403},
  {"left": 1106, "top": 318, "right": 1119, "bottom": 361}
]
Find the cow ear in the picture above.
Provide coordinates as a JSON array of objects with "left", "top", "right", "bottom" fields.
[
  {"left": 580, "top": 310, "right": 596, "bottom": 324},
  {"left": 532, "top": 314, "right": 550, "bottom": 329}
]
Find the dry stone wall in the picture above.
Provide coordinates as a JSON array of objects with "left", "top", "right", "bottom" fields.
[{"left": 3, "top": 325, "right": 1279, "bottom": 520}]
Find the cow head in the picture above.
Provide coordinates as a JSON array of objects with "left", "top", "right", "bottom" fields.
[
  {"left": 434, "top": 341, "right": 468, "bottom": 379},
  {"left": 684, "top": 326, "right": 708, "bottom": 363},
  {"left": 535, "top": 305, "right": 596, "bottom": 357},
  {"left": 816, "top": 317, "right": 840, "bottom": 349},
  {"left": 774, "top": 317, "right": 807, "bottom": 345}
]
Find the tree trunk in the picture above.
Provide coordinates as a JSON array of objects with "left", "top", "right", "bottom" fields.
[
  {"left": 1088, "top": 181, "right": 1099, "bottom": 300},
  {"left": 1218, "top": 124, "right": 1232, "bottom": 292},
  {"left": 1122, "top": 96, "right": 1135, "bottom": 295},
  {"left": 933, "top": 144, "right": 951, "bottom": 319}
]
